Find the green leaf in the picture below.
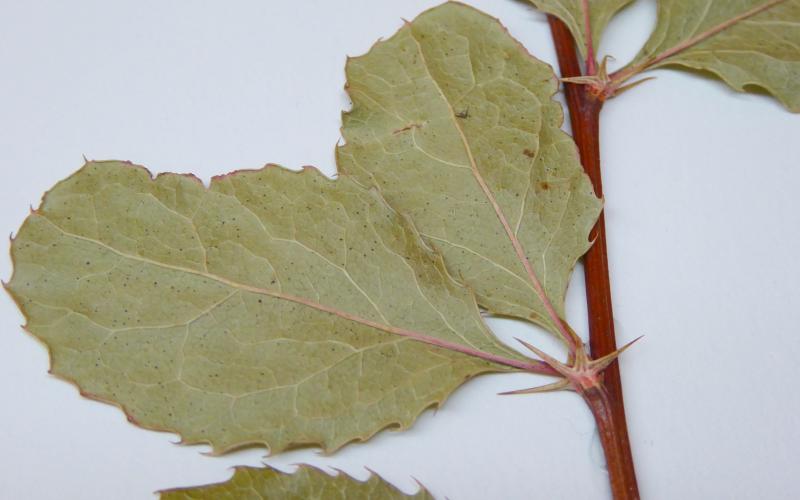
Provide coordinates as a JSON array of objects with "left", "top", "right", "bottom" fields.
[
  {"left": 160, "top": 465, "right": 432, "bottom": 500},
  {"left": 528, "top": 0, "right": 634, "bottom": 59},
  {"left": 7, "top": 160, "right": 544, "bottom": 454},
  {"left": 625, "top": 0, "right": 800, "bottom": 112},
  {"left": 337, "top": 2, "right": 602, "bottom": 335}
]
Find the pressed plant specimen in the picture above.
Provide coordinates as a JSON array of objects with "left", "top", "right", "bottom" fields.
[{"left": 3, "top": 1, "right": 798, "bottom": 499}]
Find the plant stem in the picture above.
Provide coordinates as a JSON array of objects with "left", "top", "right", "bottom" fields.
[
  {"left": 581, "top": 382, "right": 638, "bottom": 500},
  {"left": 547, "top": 15, "right": 639, "bottom": 500}
]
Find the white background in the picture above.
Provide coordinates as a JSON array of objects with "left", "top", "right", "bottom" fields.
[{"left": 1, "top": 1, "right": 799, "bottom": 499}]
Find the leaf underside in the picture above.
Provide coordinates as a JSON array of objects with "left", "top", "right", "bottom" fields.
[
  {"left": 528, "top": 0, "right": 634, "bottom": 58},
  {"left": 160, "top": 465, "right": 432, "bottom": 500},
  {"left": 338, "top": 2, "right": 602, "bottom": 334},
  {"left": 7, "top": 161, "right": 528, "bottom": 454},
  {"left": 631, "top": 0, "right": 800, "bottom": 112}
]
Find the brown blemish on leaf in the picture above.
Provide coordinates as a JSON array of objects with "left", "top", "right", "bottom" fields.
[{"left": 393, "top": 123, "right": 423, "bottom": 134}]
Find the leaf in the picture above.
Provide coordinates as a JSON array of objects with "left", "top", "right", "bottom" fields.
[
  {"left": 527, "top": 0, "right": 634, "bottom": 60},
  {"left": 337, "top": 2, "right": 602, "bottom": 336},
  {"left": 623, "top": 0, "right": 800, "bottom": 111},
  {"left": 6, "top": 160, "right": 547, "bottom": 454},
  {"left": 160, "top": 465, "right": 432, "bottom": 500}
]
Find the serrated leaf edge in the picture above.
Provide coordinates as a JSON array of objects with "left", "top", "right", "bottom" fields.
[{"left": 5, "top": 159, "right": 555, "bottom": 456}]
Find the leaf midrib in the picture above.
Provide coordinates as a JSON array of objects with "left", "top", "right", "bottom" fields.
[
  {"left": 622, "top": 0, "right": 789, "bottom": 78},
  {"left": 32, "top": 213, "right": 554, "bottom": 375},
  {"left": 406, "top": 25, "right": 576, "bottom": 346}
]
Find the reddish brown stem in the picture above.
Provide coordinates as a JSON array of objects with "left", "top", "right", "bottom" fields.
[
  {"left": 547, "top": 16, "right": 639, "bottom": 500},
  {"left": 581, "top": 383, "right": 638, "bottom": 500}
]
